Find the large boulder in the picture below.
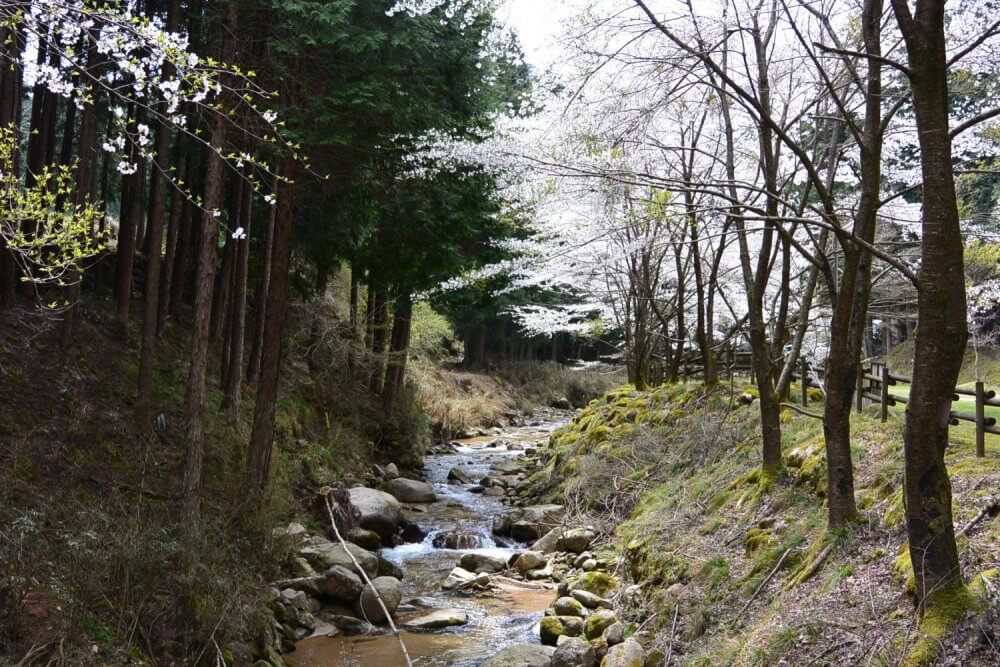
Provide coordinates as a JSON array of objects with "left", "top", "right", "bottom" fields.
[
  {"left": 381, "top": 478, "right": 437, "bottom": 504},
  {"left": 348, "top": 487, "right": 402, "bottom": 543},
  {"left": 540, "top": 616, "right": 584, "bottom": 646},
  {"left": 441, "top": 566, "right": 474, "bottom": 590},
  {"left": 459, "top": 552, "right": 507, "bottom": 574},
  {"left": 553, "top": 596, "right": 588, "bottom": 617},
  {"left": 601, "top": 638, "right": 645, "bottom": 667},
  {"left": 558, "top": 528, "right": 597, "bottom": 554},
  {"left": 482, "top": 643, "right": 556, "bottom": 667},
  {"left": 345, "top": 527, "right": 382, "bottom": 551},
  {"left": 570, "top": 572, "right": 618, "bottom": 598},
  {"left": 432, "top": 529, "right": 488, "bottom": 550},
  {"left": 356, "top": 576, "right": 403, "bottom": 625},
  {"left": 531, "top": 527, "right": 563, "bottom": 554},
  {"left": 272, "top": 522, "right": 308, "bottom": 547},
  {"left": 552, "top": 636, "right": 596, "bottom": 667},
  {"left": 447, "top": 466, "right": 474, "bottom": 484},
  {"left": 298, "top": 536, "right": 379, "bottom": 578},
  {"left": 494, "top": 505, "right": 565, "bottom": 542},
  {"left": 514, "top": 551, "right": 547, "bottom": 573},
  {"left": 315, "top": 565, "right": 363, "bottom": 602},
  {"left": 406, "top": 608, "right": 469, "bottom": 629},
  {"left": 570, "top": 590, "right": 606, "bottom": 610},
  {"left": 584, "top": 610, "right": 619, "bottom": 640}
]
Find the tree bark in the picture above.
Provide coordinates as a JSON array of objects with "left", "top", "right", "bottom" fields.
[
  {"left": 380, "top": 287, "right": 413, "bottom": 410},
  {"left": 222, "top": 180, "right": 251, "bottom": 410},
  {"left": 181, "top": 0, "right": 237, "bottom": 520},
  {"left": 137, "top": 0, "right": 180, "bottom": 420},
  {"left": 247, "top": 177, "right": 276, "bottom": 386},
  {"left": 169, "top": 155, "right": 196, "bottom": 317},
  {"left": 58, "top": 40, "right": 98, "bottom": 349},
  {"left": 821, "top": 0, "right": 885, "bottom": 529},
  {"left": 157, "top": 148, "right": 186, "bottom": 333},
  {"left": 113, "top": 111, "right": 146, "bottom": 321},
  {"left": 891, "top": 0, "right": 968, "bottom": 609},
  {"left": 368, "top": 288, "right": 389, "bottom": 393},
  {"left": 0, "top": 9, "right": 24, "bottom": 308},
  {"left": 246, "top": 155, "right": 297, "bottom": 491}
]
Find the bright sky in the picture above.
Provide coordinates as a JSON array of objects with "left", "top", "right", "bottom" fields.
[{"left": 499, "top": 0, "right": 576, "bottom": 69}]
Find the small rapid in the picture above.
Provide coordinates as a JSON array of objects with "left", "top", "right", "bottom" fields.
[{"left": 285, "top": 415, "right": 566, "bottom": 666}]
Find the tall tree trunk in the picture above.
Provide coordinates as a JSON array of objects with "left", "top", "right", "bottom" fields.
[
  {"left": 169, "top": 156, "right": 196, "bottom": 317},
  {"left": 821, "top": 0, "right": 883, "bottom": 529},
  {"left": 891, "top": 0, "right": 969, "bottom": 611},
  {"left": 0, "top": 9, "right": 23, "bottom": 308},
  {"left": 368, "top": 288, "right": 389, "bottom": 394},
  {"left": 137, "top": 0, "right": 180, "bottom": 419},
  {"left": 113, "top": 111, "right": 145, "bottom": 321},
  {"left": 59, "top": 39, "right": 98, "bottom": 349},
  {"left": 157, "top": 148, "right": 186, "bottom": 332},
  {"left": 380, "top": 287, "right": 413, "bottom": 410},
  {"left": 246, "top": 156, "right": 297, "bottom": 491},
  {"left": 247, "top": 175, "right": 276, "bottom": 386},
  {"left": 222, "top": 180, "right": 251, "bottom": 410},
  {"left": 181, "top": 0, "right": 237, "bottom": 520}
]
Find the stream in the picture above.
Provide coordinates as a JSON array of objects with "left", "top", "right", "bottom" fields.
[{"left": 285, "top": 416, "right": 566, "bottom": 666}]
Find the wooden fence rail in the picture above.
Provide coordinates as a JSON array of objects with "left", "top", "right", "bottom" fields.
[{"left": 648, "top": 355, "right": 998, "bottom": 457}]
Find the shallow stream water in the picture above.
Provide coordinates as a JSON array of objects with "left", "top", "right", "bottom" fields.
[{"left": 285, "top": 418, "right": 564, "bottom": 667}]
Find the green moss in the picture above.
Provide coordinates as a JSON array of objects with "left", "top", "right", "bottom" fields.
[
  {"left": 901, "top": 579, "right": 978, "bottom": 666},
  {"left": 785, "top": 436, "right": 826, "bottom": 497},
  {"left": 573, "top": 571, "right": 618, "bottom": 597},
  {"left": 882, "top": 490, "right": 905, "bottom": 528},
  {"left": 743, "top": 528, "right": 775, "bottom": 556},
  {"left": 892, "top": 544, "right": 917, "bottom": 598}
]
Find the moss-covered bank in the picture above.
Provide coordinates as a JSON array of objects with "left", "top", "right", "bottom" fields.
[{"left": 520, "top": 381, "right": 1000, "bottom": 665}]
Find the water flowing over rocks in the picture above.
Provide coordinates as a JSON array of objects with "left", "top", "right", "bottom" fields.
[{"left": 272, "top": 408, "right": 660, "bottom": 666}]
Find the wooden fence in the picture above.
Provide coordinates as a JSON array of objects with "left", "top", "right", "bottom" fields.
[{"left": 648, "top": 354, "right": 999, "bottom": 457}]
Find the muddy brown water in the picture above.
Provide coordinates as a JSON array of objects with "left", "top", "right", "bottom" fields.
[{"left": 285, "top": 418, "right": 565, "bottom": 667}]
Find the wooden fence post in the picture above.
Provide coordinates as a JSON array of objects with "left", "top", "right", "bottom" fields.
[
  {"left": 976, "top": 380, "right": 986, "bottom": 458},
  {"left": 801, "top": 357, "right": 809, "bottom": 406},
  {"left": 856, "top": 364, "right": 864, "bottom": 413},
  {"left": 880, "top": 362, "right": 889, "bottom": 423}
]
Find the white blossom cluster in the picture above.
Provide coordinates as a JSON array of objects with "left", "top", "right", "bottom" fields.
[{"left": 4, "top": 0, "right": 286, "bottom": 228}]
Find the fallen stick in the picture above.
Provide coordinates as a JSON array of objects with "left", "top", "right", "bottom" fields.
[
  {"left": 959, "top": 497, "right": 999, "bottom": 536},
  {"left": 782, "top": 544, "right": 832, "bottom": 592},
  {"left": 736, "top": 548, "right": 791, "bottom": 622},
  {"left": 322, "top": 488, "right": 412, "bottom": 667}
]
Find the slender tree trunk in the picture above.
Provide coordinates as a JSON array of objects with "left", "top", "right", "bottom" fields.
[
  {"left": 212, "top": 193, "right": 239, "bottom": 347},
  {"left": 891, "top": 0, "right": 968, "bottom": 610},
  {"left": 169, "top": 156, "right": 196, "bottom": 316},
  {"left": 222, "top": 180, "right": 251, "bottom": 410},
  {"left": 181, "top": 0, "right": 237, "bottom": 520},
  {"left": 246, "top": 156, "right": 297, "bottom": 491},
  {"left": 0, "top": 11, "right": 23, "bottom": 308},
  {"left": 247, "top": 177, "right": 276, "bottom": 386},
  {"left": 157, "top": 148, "right": 186, "bottom": 332},
  {"left": 381, "top": 287, "right": 413, "bottom": 410},
  {"left": 821, "top": 0, "right": 885, "bottom": 529},
  {"left": 113, "top": 112, "right": 146, "bottom": 321},
  {"left": 136, "top": 0, "right": 180, "bottom": 417},
  {"left": 368, "top": 288, "right": 389, "bottom": 393}
]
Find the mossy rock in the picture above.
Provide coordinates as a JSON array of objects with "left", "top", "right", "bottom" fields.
[
  {"left": 540, "top": 615, "right": 584, "bottom": 646},
  {"left": 583, "top": 609, "right": 619, "bottom": 640},
  {"left": 572, "top": 571, "right": 618, "bottom": 598}
]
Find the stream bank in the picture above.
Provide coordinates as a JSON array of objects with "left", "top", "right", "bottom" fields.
[{"left": 265, "top": 407, "right": 662, "bottom": 667}]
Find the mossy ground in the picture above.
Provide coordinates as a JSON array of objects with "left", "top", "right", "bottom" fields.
[{"left": 525, "top": 378, "right": 1000, "bottom": 666}]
